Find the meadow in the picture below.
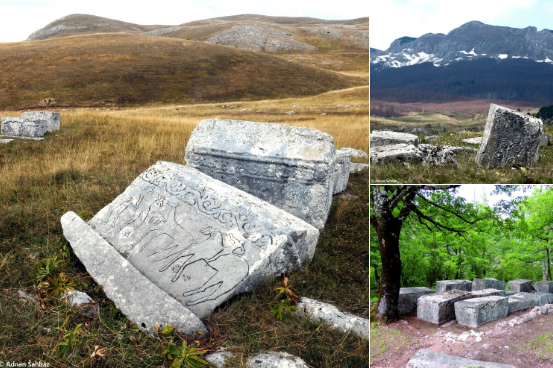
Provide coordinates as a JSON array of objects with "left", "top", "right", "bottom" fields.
[{"left": 0, "top": 89, "right": 369, "bottom": 367}]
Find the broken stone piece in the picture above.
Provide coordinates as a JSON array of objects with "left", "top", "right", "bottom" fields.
[
  {"left": 22, "top": 111, "right": 61, "bottom": 132},
  {"left": 332, "top": 150, "right": 350, "bottom": 194},
  {"left": 476, "top": 104, "right": 542, "bottom": 167},
  {"left": 17, "top": 289, "right": 38, "bottom": 303},
  {"left": 398, "top": 287, "right": 436, "bottom": 316},
  {"left": 454, "top": 296, "right": 509, "bottom": 328},
  {"left": 406, "top": 348, "right": 518, "bottom": 368},
  {"left": 370, "top": 130, "right": 419, "bottom": 148},
  {"left": 0, "top": 139, "right": 13, "bottom": 144},
  {"left": 417, "top": 290, "right": 472, "bottom": 325},
  {"left": 205, "top": 349, "right": 233, "bottom": 367},
  {"left": 508, "top": 279, "right": 533, "bottom": 293},
  {"left": 435, "top": 279, "right": 472, "bottom": 292},
  {"left": 534, "top": 281, "right": 553, "bottom": 293},
  {"left": 461, "top": 137, "right": 482, "bottom": 145},
  {"left": 185, "top": 119, "right": 336, "bottom": 229},
  {"left": 337, "top": 147, "right": 368, "bottom": 159},
  {"left": 416, "top": 144, "right": 457, "bottom": 167},
  {"left": 1, "top": 117, "right": 47, "bottom": 139},
  {"left": 472, "top": 278, "right": 506, "bottom": 291},
  {"left": 349, "top": 163, "right": 369, "bottom": 173},
  {"left": 247, "top": 352, "right": 310, "bottom": 368},
  {"left": 65, "top": 290, "right": 98, "bottom": 317},
  {"left": 369, "top": 143, "right": 419, "bottom": 164}
]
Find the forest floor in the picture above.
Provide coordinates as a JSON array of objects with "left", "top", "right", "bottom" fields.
[{"left": 371, "top": 307, "right": 553, "bottom": 368}]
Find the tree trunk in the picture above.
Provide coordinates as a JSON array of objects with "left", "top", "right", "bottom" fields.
[
  {"left": 374, "top": 267, "right": 381, "bottom": 293},
  {"left": 548, "top": 247, "right": 552, "bottom": 281},
  {"left": 543, "top": 250, "right": 548, "bottom": 281}
]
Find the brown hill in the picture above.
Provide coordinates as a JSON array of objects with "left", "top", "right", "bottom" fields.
[{"left": 0, "top": 33, "right": 364, "bottom": 110}]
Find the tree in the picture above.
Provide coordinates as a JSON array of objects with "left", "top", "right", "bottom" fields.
[{"left": 370, "top": 185, "right": 486, "bottom": 323}]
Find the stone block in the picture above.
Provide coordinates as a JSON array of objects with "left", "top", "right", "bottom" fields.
[
  {"left": 398, "top": 287, "right": 436, "bottom": 316},
  {"left": 534, "top": 281, "right": 553, "bottom": 293},
  {"left": 454, "top": 296, "right": 509, "bottom": 328},
  {"left": 22, "top": 111, "right": 61, "bottom": 131},
  {"left": 61, "top": 211, "right": 208, "bottom": 337},
  {"left": 476, "top": 104, "right": 542, "bottom": 167},
  {"left": 369, "top": 143, "right": 419, "bottom": 164},
  {"left": 417, "top": 290, "right": 472, "bottom": 325},
  {"left": 508, "top": 279, "right": 533, "bottom": 293},
  {"left": 332, "top": 150, "right": 350, "bottom": 194},
  {"left": 533, "top": 292, "right": 553, "bottom": 305},
  {"left": 417, "top": 144, "right": 457, "bottom": 167},
  {"left": 185, "top": 119, "right": 335, "bottom": 230},
  {"left": 248, "top": 352, "right": 310, "bottom": 368},
  {"left": 472, "top": 278, "right": 506, "bottom": 291},
  {"left": 508, "top": 292, "right": 539, "bottom": 313},
  {"left": 471, "top": 288, "right": 506, "bottom": 298},
  {"left": 370, "top": 130, "right": 419, "bottom": 148},
  {"left": 86, "top": 161, "right": 319, "bottom": 318},
  {"left": 0, "top": 139, "right": 13, "bottom": 144},
  {"left": 540, "top": 133, "right": 550, "bottom": 147},
  {"left": 337, "top": 147, "right": 367, "bottom": 159},
  {"left": 461, "top": 137, "right": 482, "bottom": 145},
  {"left": 406, "top": 349, "right": 519, "bottom": 368},
  {"left": 435, "top": 279, "right": 472, "bottom": 292},
  {"left": 1, "top": 117, "right": 47, "bottom": 138},
  {"left": 349, "top": 163, "right": 368, "bottom": 173}
]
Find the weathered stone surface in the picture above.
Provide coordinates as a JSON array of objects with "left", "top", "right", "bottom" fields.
[
  {"left": 435, "top": 279, "right": 472, "bottom": 292},
  {"left": 17, "top": 289, "right": 38, "bottom": 303},
  {"left": 417, "top": 144, "right": 457, "bottom": 167},
  {"left": 424, "top": 135, "right": 438, "bottom": 142},
  {"left": 22, "top": 111, "right": 61, "bottom": 132},
  {"left": 87, "top": 161, "right": 319, "bottom": 318},
  {"left": 370, "top": 143, "right": 420, "bottom": 164},
  {"left": 185, "top": 119, "right": 335, "bottom": 229},
  {"left": 534, "top": 281, "right": 553, "bottom": 293},
  {"left": 476, "top": 104, "right": 543, "bottom": 167},
  {"left": 471, "top": 288, "right": 506, "bottom": 298},
  {"left": 332, "top": 150, "right": 350, "bottom": 194},
  {"left": 61, "top": 211, "right": 208, "bottom": 337},
  {"left": 472, "top": 278, "right": 506, "bottom": 291},
  {"left": 65, "top": 290, "right": 98, "bottom": 317},
  {"left": 0, "top": 139, "right": 13, "bottom": 144},
  {"left": 508, "top": 279, "right": 533, "bottom": 293},
  {"left": 406, "top": 349, "right": 519, "bottom": 368},
  {"left": 205, "top": 349, "right": 233, "bottom": 367},
  {"left": 417, "top": 290, "right": 472, "bottom": 325},
  {"left": 248, "top": 352, "right": 310, "bottom": 368},
  {"left": 533, "top": 292, "right": 553, "bottom": 305},
  {"left": 349, "top": 163, "right": 369, "bottom": 173},
  {"left": 454, "top": 296, "right": 509, "bottom": 328},
  {"left": 508, "top": 292, "right": 539, "bottom": 313},
  {"left": 442, "top": 145, "right": 478, "bottom": 154},
  {"left": 370, "top": 130, "right": 419, "bottom": 148},
  {"left": 412, "top": 127, "right": 432, "bottom": 136},
  {"left": 461, "top": 137, "right": 482, "bottom": 145},
  {"left": 398, "top": 287, "right": 436, "bottom": 316},
  {"left": 540, "top": 133, "right": 550, "bottom": 147},
  {"left": 1, "top": 117, "right": 47, "bottom": 138},
  {"left": 296, "top": 297, "right": 369, "bottom": 339},
  {"left": 337, "top": 147, "right": 367, "bottom": 159}
]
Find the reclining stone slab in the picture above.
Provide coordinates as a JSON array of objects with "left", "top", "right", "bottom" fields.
[
  {"left": 86, "top": 161, "right": 319, "bottom": 318},
  {"left": 435, "top": 279, "right": 472, "bottom": 292},
  {"left": 22, "top": 111, "right": 61, "bottom": 132},
  {"left": 185, "top": 119, "right": 336, "bottom": 229},
  {"left": 454, "top": 296, "right": 509, "bottom": 328},
  {"left": 369, "top": 130, "right": 419, "bottom": 148},
  {"left": 476, "top": 104, "right": 542, "bottom": 167},
  {"left": 417, "top": 290, "right": 472, "bottom": 325},
  {"left": 473, "top": 278, "right": 506, "bottom": 291},
  {"left": 399, "top": 287, "right": 436, "bottom": 316},
  {"left": 1, "top": 117, "right": 47, "bottom": 138},
  {"left": 60, "top": 211, "right": 208, "bottom": 337},
  {"left": 406, "top": 349, "right": 519, "bottom": 368},
  {"left": 508, "top": 279, "right": 533, "bottom": 293}
]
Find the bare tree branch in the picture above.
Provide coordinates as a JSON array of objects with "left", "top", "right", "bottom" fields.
[
  {"left": 415, "top": 193, "right": 488, "bottom": 224},
  {"left": 411, "top": 206, "right": 467, "bottom": 234}
]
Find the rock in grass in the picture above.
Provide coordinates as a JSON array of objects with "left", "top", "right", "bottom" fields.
[
  {"left": 399, "top": 287, "right": 436, "bottom": 316},
  {"left": 337, "top": 147, "right": 368, "bottom": 159},
  {"left": 85, "top": 161, "right": 319, "bottom": 319},
  {"left": 416, "top": 144, "right": 457, "bottom": 167},
  {"left": 417, "top": 290, "right": 472, "bottom": 325},
  {"left": 0, "top": 139, "right": 13, "bottom": 144},
  {"left": 369, "top": 143, "right": 419, "bottom": 164},
  {"left": 1, "top": 117, "right": 47, "bottom": 139},
  {"left": 350, "top": 163, "right": 369, "bottom": 173},
  {"left": 534, "top": 281, "right": 553, "bottom": 293},
  {"left": 461, "top": 137, "right": 482, "bottom": 145},
  {"left": 476, "top": 104, "right": 542, "bottom": 167},
  {"left": 205, "top": 349, "right": 233, "bottom": 367},
  {"left": 61, "top": 211, "right": 208, "bottom": 337},
  {"left": 540, "top": 133, "right": 550, "bottom": 147},
  {"left": 185, "top": 119, "right": 336, "bottom": 230},
  {"left": 21, "top": 111, "right": 60, "bottom": 132},
  {"left": 424, "top": 135, "right": 439, "bottom": 142},
  {"left": 435, "top": 279, "right": 472, "bottom": 292},
  {"left": 406, "top": 349, "right": 519, "bottom": 368},
  {"left": 412, "top": 127, "right": 432, "bottom": 136},
  {"left": 370, "top": 130, "right": 419, "bottom": 148},
  {"left": 65, "top": 290, "right": 98, "bottom": 317},
  {"left": 17, "top": 289, "right": 38, "bottom": 303},
  {"left": 454, "top": 296, "right": 509, "bottom": 328},
  {"left": 296, "top": 297, "right": 369, "bottom": 339},
  {"left": 508, "top": 279, "right": 533, "bottom": 293},
  {"left": 248, "top": 351, "right": 311, "bottom": 368},
  {"left": 332, "top": 149, "right": 350, "bottom": 194}
]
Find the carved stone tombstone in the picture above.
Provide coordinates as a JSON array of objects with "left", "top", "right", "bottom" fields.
[
  {"left": 475, "top": 104, "right": 543, "bottom": 167},
  {"left": 62, "top": 161, "right": 319, "bottom": 331},
  {"left": 185, "top": 119, "right": 336, "bottom": 229},
  {"left": 22, "top": 111, "right": 61, "bottom": 132},
  {"left": 1, "top": 117, "right": 47, "bottom": 139}
]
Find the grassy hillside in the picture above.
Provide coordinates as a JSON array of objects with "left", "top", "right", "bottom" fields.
[{"left": 0, "top": 33, "right": 364, "bottom": 110}]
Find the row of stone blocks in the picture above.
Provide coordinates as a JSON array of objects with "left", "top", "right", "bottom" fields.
[
  {"left": 435, "top": 278, "right": 538, "bottom": 293},
  {"left": 1, "top": 111, "right": 60, "bottom": 139}
]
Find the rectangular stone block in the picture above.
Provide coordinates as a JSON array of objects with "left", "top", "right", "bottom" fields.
[
  {"left": 508, "top": 292, "right": 539, "bottom": 313},
  {"left": 87, "top": 161, "right": 319, "bottom": 318},
  {"left": 508, "top": 279, "right": 533, "bottom": 293},
  {"left": 332, "top": 150, "right": 350, "bottom": 194},
  {"left": 407, "top": 349, "right": 519, "bottom": 368},
  {"left": 22, "top": 111, "right": 61, "bottom": 131},
  {"left": 369, "top": 143, "right": 420, "bottom": 164},
  {"left": 454, "top": 296, "right": 509, "bottom": 328},
  {"left": 471, "top": 288, "right": 506, "bottom": 298},
  {"left": 370, "top": 130, "right": 419, "bottom": 148},
  {"left": 476, "top": 104, "right": 542, "bottom": 167},
  {"left": 435, "top": 279, "right": 472, "bottom": 292},
  {"left": 417, "top": 290, "right": 472, "bottom": 325},
  {"left": 398, "top": 287, "right": 436, "bottom": 316},
  {"left": 534, "top": 281, "right": 553, "bottom": 293},
  {"left": 533, "top": 292, "right": 553, "bottom": 306},
  {"left": 184, "top": 119, "right": 336, "bottom": 230},
  {"left": 1, "top": 117, "right": 47, "bottom": 138},
  {"left": 472, "top": 278, "right": 506, "bottom": 291}
]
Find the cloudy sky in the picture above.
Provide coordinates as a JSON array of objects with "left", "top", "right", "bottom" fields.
[
  {"left": 0, "top": 0, "right": 369, "bottom": 42},
  {"left": 371, "top": 0, "right": 553, "bottom": 50}
]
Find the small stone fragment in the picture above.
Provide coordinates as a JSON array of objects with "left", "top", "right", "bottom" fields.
[
  {"left": 461, "top": 137, "right": 482, "bottom": 145},
  {"left": 205, "top": 349, "right": 233, "bottom": 367},
  {"left": 248, "top": 351, "right": 311, "bottom": 368}
]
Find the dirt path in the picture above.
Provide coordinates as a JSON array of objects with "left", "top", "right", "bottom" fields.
[{"left": 371, "top": 307, "right": 553, "bottom": 368}]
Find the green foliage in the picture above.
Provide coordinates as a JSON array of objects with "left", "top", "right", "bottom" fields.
[
  {"left": 35, "top": 256, "right": 62, "bottom": 283},
  {"left": 55, "top": 323, "right": 82, "bottom": 359},
  {"left": 163, "top": 341, "right": 208, "bottom": 368},
  {"left": 271, "top": 299, "right": 298, "bottom": 321}
]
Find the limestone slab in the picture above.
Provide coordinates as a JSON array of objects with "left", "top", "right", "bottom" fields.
[
  {"left": 369, "top": 143, "right": 419, "bottom": 164},
  {"left": 337, "top": 147, "right": 367, "bottom": 159},
  {"left": 454, "top": 296, "right": 509, "bottom": 328},
  {"left": 435, "top": 279, "right": 472, "bottom": 292},
  {"left": 185, "top": 119, "right": 336, "bottom": 229},
  {"left": 508, "top": 279, "right": 533, "bottom": 293},
  {"left": 332, "top": 150, "right": 350, "bottom": 194},
  {"left": 533, "top": 292, "right": 553, "bottom": 305},
  {"left": 471, "top": 288, "right": 506, "bottom": 298},
  {"left": 417, "top": 290, "right": 472, "bottom": 325},
  {"left": 406, "top": 349, "right": 519, "bottom": 368},
  {"left": 476, "top": 104, "right": 542, "bottom": 167},
  {"left": 61, "top": 211, "right": 208, "bottom": 337},
  {"left": 472, "top": 278, "right": 506, "bottom": 291},
  {"left": 508, "top": 292, "right": 539, "bottom": 313},
  {"left": 349, "top": 163, "right": 369, "bottom": 173},
  {"left": 398, "top": 287, "right": 436, "bottom": 316},
  {"left": 534, "top": 281, "right": 553, "bottom": 293},
  {"left": 370, "top": 130, "right": 419, "bottom": 148},
  {"left": 1, "top": 117, "right": 47, "bottom": 138},
  {"left": 461, "top": 137, "right": 482, "bottom": 145},
  {"left": 22, "top": 111, "right": 61, "bottom": 131},
  {"left": 87, "top": 161, "right": 319, "bottom": 318},
  {"left": 248, "top": 352, "right": 310, "bottom": 368}
]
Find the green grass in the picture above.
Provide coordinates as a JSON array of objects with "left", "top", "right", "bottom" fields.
[
  {"left": 525, "top": 333, "right": 553, "bottom": 360},
  {"left": 369, "top": 322, "right": 417, "bottom": 361}
]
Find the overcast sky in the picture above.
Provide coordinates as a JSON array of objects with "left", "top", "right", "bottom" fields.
[
  {"left": 371, "top": 0, "right": 553, "bottom": 50},
  {"left": 0, "top": 0, "right": 369, "bottom": 42}
]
